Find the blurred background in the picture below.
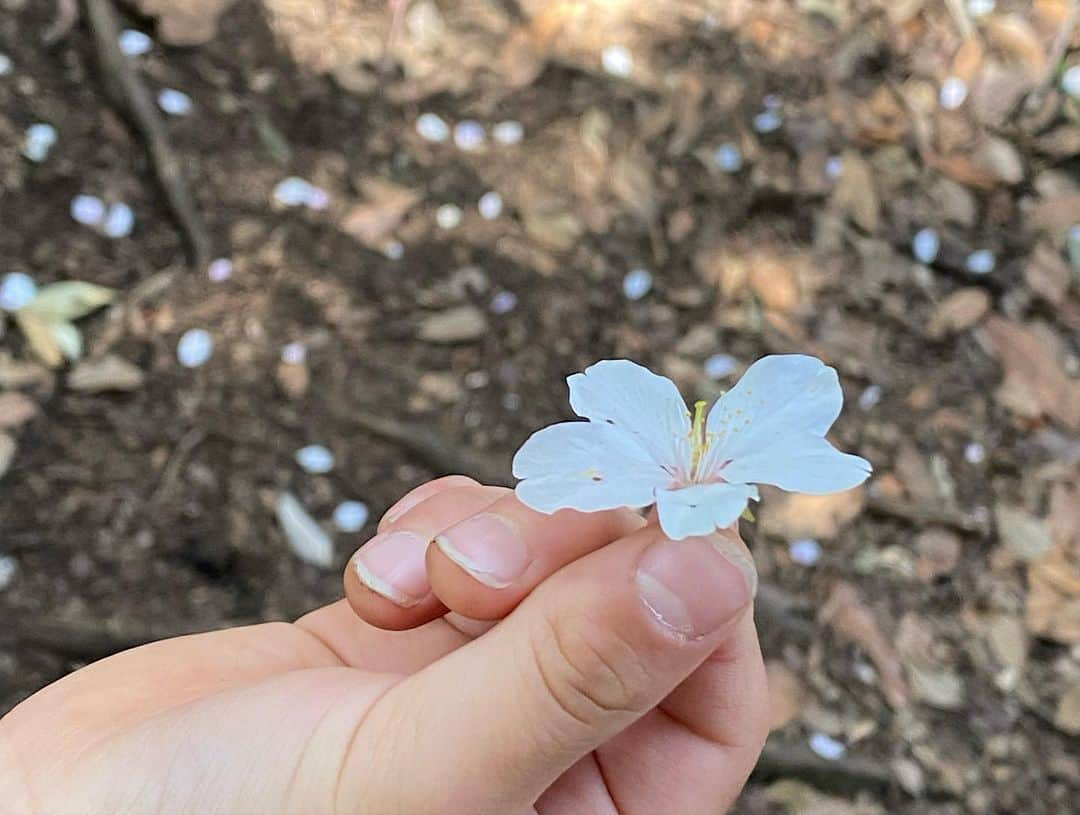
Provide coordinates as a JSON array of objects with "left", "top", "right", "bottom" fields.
[{"left": 1, "top": 0, "right": 1079, "bottom": 811}]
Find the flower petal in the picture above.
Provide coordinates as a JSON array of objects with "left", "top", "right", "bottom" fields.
[
  {"left": 655, "top": 482, "right": 759, "bottom": 540},
  {"left": 513, "top": 421, "right": 669, "bottom": 513},
  {"left": 568, "top": 359, "right": 691, "bottom": 472},
  {"left": 705, "top": 355, "right": 843, "bottom": 468},
  {"left": 721, "top": 434, "right": 871, "bottom": 494}
]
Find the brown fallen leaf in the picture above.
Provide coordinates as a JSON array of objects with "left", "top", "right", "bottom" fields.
[
  {"left": 133, "top": 0, "right": 239, "bottom": 46},
  {"left": 986, "top": 14, "right": 1048, "bottom": 79},
  {"left": 340, "top": 180, "right": 421, "bottom": 250},
  {"left": 0, "top": 431, "right": 14, "bottom": 480},
  {"left": 820, "top": 581, "right": 909, "bottom": 709},
  {"left": 761, "top": 486, "right": 865, "bottom": 540},
  {"left": 66, "top": 355, "right": 145, "bottom": 392},
  {"left": 1055, "top": 682, "right": 1080, "bottom": 736},
  {"left": 747, "top": 251, "right": 802, "bottom": 313},
  {"left": 981, "top": 316, "right": 1080, "bottom": 430},
  {"left": 1026, "top": 480, "right": 1080, "bottom": 645},
  {"left": 766, "top": 660, "right": 809, "bottom": 731},
  {"left": 830, "top": 150, "right": 879, "bottom": 232},
  {"left": 1024, "top": 244, "right": 1072, "bottom": 306},
  {"left": 1029, "top": 194, "right": 1080, "bottom": 243},
  {"left": 915, "top": 527, "right": 962, "bottom": 581},
  {"left": 0, "top": 392, "right": 38, "bottom": 429},
  {"left": 927, "top": 287, "right": 990, "bottom": 338}
]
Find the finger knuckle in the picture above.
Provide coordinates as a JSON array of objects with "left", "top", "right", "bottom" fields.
[{"left": 532, "top": 609, "right": 654, "bottom": 726}]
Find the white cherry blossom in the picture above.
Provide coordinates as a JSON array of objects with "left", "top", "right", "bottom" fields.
[{"left": 513, "top": 356, "right": 871, "bottom": 540}]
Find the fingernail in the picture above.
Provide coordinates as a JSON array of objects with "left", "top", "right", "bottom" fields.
[
  {"left": 434, "top": 513, "right": 532, "bottom": 588},
  {"left": 354, "top": 531, "right": 430, "bottom": 607},
  {"left": 635, "top": 534, "right": 755, "bottom": 639},
  {"left": 381, "top": 493, "right": 425, "bottom": 527}
]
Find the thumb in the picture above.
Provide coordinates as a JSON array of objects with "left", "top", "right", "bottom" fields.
[{"left": 340, "top": 524, "right": 756, "bottom": 815}]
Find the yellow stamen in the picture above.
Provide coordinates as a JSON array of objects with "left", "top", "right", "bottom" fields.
[{"left": 690, "top": 399, "right": 708, "bottom": 474}]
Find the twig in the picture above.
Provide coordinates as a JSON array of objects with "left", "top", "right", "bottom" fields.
[
  {"left": 149, "top": 427, "right": 206, "bottom": 505},
  {"left": 753, "top": 737, "right": 898, "bottom": 795},
  {"left": 43, "top": 0, "right": 80, "bottom": 44},
  {"left": 83, "top": 0, "right": 212, "bottom": 269},
  {"left": 349, "top": 412, "right": 511, "bottom": 486},
  {"left": 1023, "top": 0, "right": 1080, "bottom": 113},
  {"left": 866, "top": 495, "right": 990, "bottom": 536}
]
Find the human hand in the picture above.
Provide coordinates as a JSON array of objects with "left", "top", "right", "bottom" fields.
[{"left": 0, "top": 475, "right": 768, "bottom": 814}]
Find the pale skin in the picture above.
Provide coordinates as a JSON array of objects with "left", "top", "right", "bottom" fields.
[{"left": 0, "top": 475, "right": 770, "bottom": 814}]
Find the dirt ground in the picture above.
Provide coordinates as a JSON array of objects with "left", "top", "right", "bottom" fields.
[{"left": 2, "top": 1, "right": 1079, "bottom": 812}]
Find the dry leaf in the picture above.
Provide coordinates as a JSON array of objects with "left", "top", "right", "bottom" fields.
[
  {"left": 747, "top": 251, "right": 802, "bottom": 313},
  {"left": 927, "top": 288, "right": 990, "bottom": 338},
  {"left": 0, "top": 432, "right": 14, "bottom": 479},
  {"left": 134, "top": 0, "right": 240, "bottom": 45},
  {"left": 982, "top": 316, "right": 1080, "bottom": 429},
  {"left": 915, "top": 527, "right": 962, "bottom": 581},
  {"left": 830, "top": 150, "right": 879, "bottom": 232},
  {"left": 986, "top": 14, "right": 1047, "bottom": 79},
  {"left": 340, "top": 181, "right": 421, "bottom": 249},
  {"left": 67, "top": 356, "right": 145, "bottom": 392},
  {"left": 761, "top": 486, "right": 865, "bottom": 540},
  {"left": 1024, "top": 244, "right": 1071, "bottom": 306},
  {"left": 951, "top": 36, "right": 984, "bottom": 82},
  {"left": 1055, "top": 682, "right": 1080, "bottom": 736},
  {"left": 896, "top": 612, "right": 966, "bottom": 710},
  {"left": 1029, "top": 194, "right": 1080, "bottom": 243},
  {"left": 766, "top": 661, "right": 808, "bottom": 731},
  {"left": 820, "top": 581, "right": 909, "bottom": 709},
  {"left": 0, "top": 392, "right": 38, "bottom": 429},
  {"left": 1026, "top": 481, "right": 1080, "bottom": 645}
]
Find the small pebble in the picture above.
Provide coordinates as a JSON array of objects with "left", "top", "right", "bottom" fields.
[
  {"left": 70, "top": 194, "right": 106, "bottom": 227},
  {"left": 502, "top": 392, "right": 522, "bottom": 411},
  {"left": 22, "top": 123, "right": 57, "bottom": 163},
  {"left": 753, "top": 109, "right": 782, "bottom": 133},
  {"left": 478, "top": 191, "right": 503, "bottom": 220},
  {"left": 436, "top": 203, "right": 463, "bottom": 230},
  {"left": 157, "top": 88, "right": 193, "bottom": 116},
  {"left": 207, "top": 257, "right": 233, "bottom": 282},
  {"left": 490, "top": 290, "right": 518, "bottom": 315},
  {"left": 825, "top": 154, "right": 844, "bottom": 180},
  {"left": 622, "top": 268, "right": 653, "bottom": 301},
  {"left": 912, "top": 227, "right": 940, "bottom": 264},
  {"left": 601, "top": 45, "right": 634, "bottom": 78},
  {"left": 416, "top": 112, "right": 450, "bottom": 142},
  {"left": 0, "top": 53, "right": 12, "bottom": 76},
  {"left": 332, "top": 501, "right": 370, "bottom": 533},
  {"left": 118, "top": 29, "right": 153, "bottom": 56},
  {"left": 853, "top": 659, "right": 877, "bottom": 684},
  {"left": 493, "top": 120, "right": 524, "bottom": 145},
  {"left": 704, "top": 353, "right": 738, "bottom": 379},
  {"left": 965, "top": 249, "right": 996, "bottom": 275},
  {"left": 304, "top": 185, "right": 330, "bottom": 211},
  {"left": 176, "top": 328, "right": 214, "bottom": 368},
  {"left": 713, "top": 143, "right": 743, "bottom": 173},
  {"left": 384, "top": 240, "right": 405, "bottom": 260},
  {"left": 789, "top": 538, "right": 822, "bottom": 566},
  {"left": 281, "top": 342, "right": 306, "bottom": 365},
  {"left": 453, "top": 120, "right": 485, "bottom": 151},
  {"left": 939, "top": 76, "right": 968, "bottom": 110},
  {"left": 1062, "top": 65, "right": 1080, "bottom": 99},
  {"left": 965, "top": 442, "right": 985, "bottom": 464},
  {"left": 0, "top": 556, "right": 17, "bottom": 591},
  {"left": 103, "top": 202, "right": 135, "bottom": 238},
  {"left": 858, "top": 384, "right": 882, "bottom": 411},
  {"left": 0, "top": 272, "right": 38, "bottom": 311},
  {"left": 464, "top": 370, "right": 490, "bottom": 389},
  {"left": 967, "top": 0, "right": 996, "bottom": 16},
  {"left": 295, "top": 444, "right": 335, "bottom": 474},
  {"left": 809, "top": 732, "right": 847, "bottom": 761}
]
